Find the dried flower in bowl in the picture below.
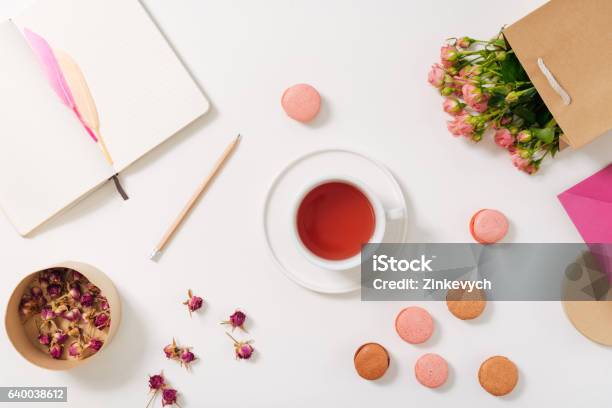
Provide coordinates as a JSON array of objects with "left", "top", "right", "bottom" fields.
[
  {"left": 17, "top": 267, "right": 113, "bottom": 363},
  {"left": 226, "top": 332, "right": 254, "bottom": 360},
  {"left": 221, "top": 310, "right": 247, "bottom": 332},
  {"left": 49, "top": 343, "right": 63, "bottom": 359},
  {"left": 182, "top": 289, "right": 203, "bottom": 317}
]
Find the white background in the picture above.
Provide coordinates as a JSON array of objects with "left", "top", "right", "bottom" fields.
[{"left": 1, "top": 0, "right": 612, "bottom": 406}]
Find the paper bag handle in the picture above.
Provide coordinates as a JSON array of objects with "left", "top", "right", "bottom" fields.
[{"left": 537, "top": 57, "right": 571, "bottom": 105}]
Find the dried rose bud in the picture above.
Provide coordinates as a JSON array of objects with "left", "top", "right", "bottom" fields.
[
  {"left": 85, "top": 283, "right": 100, "bottom": 295},
  {"left": 68, "top": 342, "right": 82, "bottom": 358},
  {"left": 48, "top": 270, "right": 62, "bottom": 285},
  {"left": 87, "top": 339, "right": 104, "bottom": 351},
  {"left": 30, "top": 286, "right": 43, "bottom": 298},
  {"left": 161, "top": 388, "right": 178, "bottom": 407},
  {"left": 222, "top": 310, "right": 247, "bottom": 331},
  {"left": 226, "top": 332, "right": 254, "bottom": 360},
  {"left": 20, "top": 295, "right": 39, "bottom": 317},
  {"left": 88, "top": 338, "right": 103, "bottom": 352},
  {"left": 71, "top": 270, "right": 86, "bottom": 282},
  {"left": 80, "top": 292, "right": 95, "bottom": 307},
  {"left": 67, "top": 325, "right": 81, "bottom": 338},
  {"left": 164, "top": 339, "right": 180, "bottom": 359},
  {"left": 53, "top": 330, "right": 68, "bottom": 344},
  {"left": 182, "top": 289, "right": 203, "bottom": 317},
  {"left": 69, "top": 285, "right": 81, "bottom": 301},
  {"left": 38, "top": 333, "right": 51, "bottom": 346},
  {"left": 94, "top": 313, "right": 110, "bottom": 330},
  {"left": 98, "top": 296, "right": 109, "bottom": 311},
  {"left": 49, "top": 344, "right": 62, "bottom": 359},
  {"left": 236, "top": 343, "right": 254, "bottom": 360},
  {"left": 180, "top": 349, "right": 196, "bottom": 368},
  {"left": 40, "top": 307, "right": 56, "bottom": 321},
  {"left": 47, "top": 284, "right": 62, "bottom": 299},
  {"left": 148, "top": 373, "right": 165, "bottom": 390},
  {"left": 64, "top": 308, "right": 82, "bottom": 323}
]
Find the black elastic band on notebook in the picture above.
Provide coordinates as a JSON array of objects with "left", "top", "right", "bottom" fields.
[{"left": 110, "top": 174, "right": 129, "bottom": 200}]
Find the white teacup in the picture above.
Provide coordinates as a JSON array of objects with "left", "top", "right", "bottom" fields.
[{"left": 292, "top": 176, "right": 403, "bottom": 271}]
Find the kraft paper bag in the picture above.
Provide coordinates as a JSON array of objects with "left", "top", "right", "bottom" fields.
[{"left": 504, "top": 0, "right": 612, "bottom": 148}]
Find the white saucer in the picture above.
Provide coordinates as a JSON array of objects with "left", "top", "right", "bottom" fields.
[{"left": 262, "top": 149, "right": 409, "bottom": 294}]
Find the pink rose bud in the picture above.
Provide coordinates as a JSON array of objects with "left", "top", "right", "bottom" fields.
[
  {"left": 236, "top": 343, "right": 254, "bottom": 360},
  {"left": 226, "top": 332, "right": 254, "bottom": 360},
  {"left": 442, "top": 98, "right": 463, "bottom": 116},
  {"left": 68, "top": 342, "right": 82, "bottom": 358},
  {"left": 38, "top": 333, "right": 51, "bottom": 346},
  {"left": 40, "top": 307, "right": 56, "bottom": 321},
  {"left": 456, "top": 36, "right": 474, "bottom": 48},
  {"left": 88, "top": 338, "right": 104, "bottom": 352},
  {"left": 229, "top": 310, "right": 246, "bottom": 328},
  {"left": 164, "top": 339, "right": 180, "bottom": 359},
  {"left": 20, "top": 296, "right": 38, "bottom": 317},
  {"left": 67, "top": 326, "right": 81, "bottom": 338},
  {"left": 85, "top": 283, "right": 101, "bottom": 295},
  {"left": 183, "top": 290, "right": 204, "bottom": 317},
  {"left": 48, "top": 270, "right": 62, "bottom": 284},
  {"left": 148, "top": 374, "right": 165, "bottom": 390},
  {"left": 461, "top": 83, "right": 488, "bottom": 112},
  {"left": 494, "top": 128, "right": 514, "bottom": 149},
  {"left": 94, "top": 313, "right": 110, "bottom": 330},
  {"left": 447, "top": 113, "right": 475, "bottom": 138},
  {"left": 69, "top": 286, "right": 81, "bottom": 301},
  {"left": 517, "top": 130, "right": 532, "bottom": 143},
  {"left": 440, "top": 45, "right": 458, "bottom": 68},
  {"left": 30, "top": 286, "right": 43, "bottom": 298},
  {"left": 162, "top": 388, "right": 178, "bottom": 407},
  {"left": 47, "top": 284, "right": 62, "bottom": 299},
  {"left": 180, "top": 349, "right": 196, "bottom": 364},
  {"left": 427, "top": 64, "right": 445, "bottom": 88},
  {"left": 49, "top": 344, "right": 62, "bottom": 359},
  {"left": 98, "top": 296, "right": 109, "bottom": 311},
  {"left": 53, "top": 330, "right": 68, "bottom": 344},
  {"left": 64, "top": 308, "right": 82, "bottom": 323},
  {"left": 511, "top": 153, "right": 531, "bottom": 172},
  {"left": 80, "top": 292, "right": 95, "bottom": 307},
  {"left": 71, "top": 271, "right": 86, "bottom": 282}
]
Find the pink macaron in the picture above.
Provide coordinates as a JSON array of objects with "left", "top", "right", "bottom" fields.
[
  {"left": 281, "top": 83, "right": 321, "bottom": 122},
  {"left": 470, "top": 209, "right": 509, "bottom": 244},
  {"left": 395, "top": 306, "right": 434, "bottom": 344},
  {"left": 415, "top": 353, "right": 449, "bottom": 388}
]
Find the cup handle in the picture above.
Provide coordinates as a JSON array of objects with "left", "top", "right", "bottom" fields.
[{"left": 385, "top": 207, "right": 404, "bottom": 221}]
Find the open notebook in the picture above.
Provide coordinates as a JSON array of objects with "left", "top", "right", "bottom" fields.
[{"left": 0, "top": 0, "right": 209, "bottom": 236}]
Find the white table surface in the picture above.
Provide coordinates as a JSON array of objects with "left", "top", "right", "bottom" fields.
[{"left": 2, "top": 1, "right": 612, "bottom": 406}]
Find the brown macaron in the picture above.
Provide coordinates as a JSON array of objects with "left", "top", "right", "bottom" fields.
[
  {"left": 354, "top": 343, "right": 390, "bottom": 380},
  {"left": 478, "top": 356, "right": 519, "bottom": 396},
  {"left": 446, "top": 287, "right": 487, "bottom": 320}
]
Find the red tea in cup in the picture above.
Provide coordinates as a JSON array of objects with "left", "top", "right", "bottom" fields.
[{"left": 296, "top": 181, "right": 376, "bottom": 260}]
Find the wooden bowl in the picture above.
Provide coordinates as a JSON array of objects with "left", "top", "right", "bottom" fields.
[{"left": 5, "top": 261, "right": 121, "bottom": 370}]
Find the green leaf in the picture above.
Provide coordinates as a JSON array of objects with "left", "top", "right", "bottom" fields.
[
  {"left": 513, "top": 105, "right": 536, "bottom": 125},
  {"left": 501, "top": 53, "right": 528, "bottom": 83},
  {"left": 488, "top": 93, "right": 505, "bottom": 108},
  {"left": 532, "top": 127, "right": 555, "bottom": 144}
]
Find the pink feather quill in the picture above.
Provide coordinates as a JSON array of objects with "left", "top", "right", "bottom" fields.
[{"left": 23, "top": 28, "right": 97, "bottom": 143}]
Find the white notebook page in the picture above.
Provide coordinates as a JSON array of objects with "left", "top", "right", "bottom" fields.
[
  {"left": 0, "top": 21, "right": 114, "bottom": 236},
  {"left": 14, "top": 0, "right": 210, "bottom": 172}
]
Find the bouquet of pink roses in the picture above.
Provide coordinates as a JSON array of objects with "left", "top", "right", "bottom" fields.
[{"left": 428, "top": 33, "right": 561, "bottom": 174}]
